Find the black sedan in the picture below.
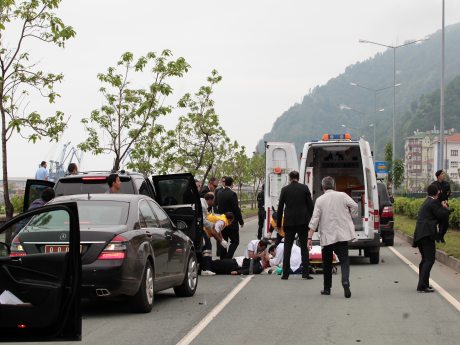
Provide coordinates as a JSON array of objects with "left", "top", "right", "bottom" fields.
[{"left": 11, "top": 194, "right": 198, "bottom": 313}]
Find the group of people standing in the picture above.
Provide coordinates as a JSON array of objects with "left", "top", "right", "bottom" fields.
[{"left": 34, "top": 161, "right": 79, "bottom": 181}]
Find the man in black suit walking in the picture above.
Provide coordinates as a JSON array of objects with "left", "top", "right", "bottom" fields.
[
  {"left": 277, "top": 171, "right": 314, "bottom": 280},
  {"left": 413, "top": 184, "right": 450, "bottom": 293},
  {"left": 216, "top": 177, "right": 244, "bottom": 259}
]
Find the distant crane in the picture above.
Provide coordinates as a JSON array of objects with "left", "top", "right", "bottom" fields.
[{"left": 49, "top": 142, "right": 84, "bottom": 182}]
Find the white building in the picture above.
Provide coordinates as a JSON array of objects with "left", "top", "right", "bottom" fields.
[{"left": 433, "top": 132, "right": 460, "bottom": 183}]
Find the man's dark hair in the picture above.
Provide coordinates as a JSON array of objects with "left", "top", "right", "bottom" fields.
[
  {"left": 40, "top": 161, "right": 46, "bottom": 167},
  {"left": 225, "top": 212, "right": 234, "bottom": 222},
  {"left": 268, "top": 244, "right": 276, "bottom": 254},
  {"left": 435, "top": 170, "right": 443, "bottom": 178},
  {"left": 289, "top": 171, "right": 300, "bottom": 180},
  {"left": 427, "top": 184, "right": 439, "bottom": 197},
  {"left": 258, "top": 239, "right": 269, "bottom": 249},
  {"left": 41, "top": 187, "right": 55, "bottom": 202},
  {"left": 204, "top": 193, "right": 214, "bottom": 200},
  {"left": 67, "top": 163, "right": 77, "bottom": 174},
  {"left": 107, "top": 173, "right": 119, "bottom": 187},
  {"left": 224, "top": 176, "right": 233, "bottom": 186},
  {"left": 208, "top": 177, "right": 217, "bottom": 184}
]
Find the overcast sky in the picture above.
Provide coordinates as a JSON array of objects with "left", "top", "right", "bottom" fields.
[{"left": 3, "top": 0, "right": 460, "bottom": 178}]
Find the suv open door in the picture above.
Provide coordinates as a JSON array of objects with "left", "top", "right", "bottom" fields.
[
  {"left": 0, "top": 202, "right": 81, "bottom": 342},
  {"left": 264, "top": 142, "right": 299, "bottom": 238},
  {"left": 23, "top": 179, "right": 55, "bottom": 212},
  {"left": 151, "top": 173, "right": 203, "bottom": 253}
]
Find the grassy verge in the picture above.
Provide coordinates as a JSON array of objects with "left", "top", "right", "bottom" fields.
[
  {"left": 241, "top": 207, "right": 258, "bottom": 219},
  {"left": 395, "top": 214, "right": 460, "bottom": 260}
]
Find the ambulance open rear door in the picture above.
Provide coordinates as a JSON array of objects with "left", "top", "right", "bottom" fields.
[{"left": 264, "top": 142, "right": 299, "bottom": 238}]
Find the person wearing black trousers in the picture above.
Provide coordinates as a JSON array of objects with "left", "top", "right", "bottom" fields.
[
  {"left": 430, "top": 170, "right": 451, "bottom": 243},
  {"left": 216, "top": 177, "right": 244, "bottom": 259},
  {"left": 413, "top": 184, "right": 451, "bottom": 293},
  {"left": 277, "top": 171, "right": 314, "bottom": 280},
  {"left": 257, "top": 184, "right": 265, "bottom": 240}
]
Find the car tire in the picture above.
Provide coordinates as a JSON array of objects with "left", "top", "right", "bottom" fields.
[
  {"left": 384, "top": 238, "right": 394, "bottom": 246},
  {"left": 174, "top": 252, "right": 198, "bottom": 297},
  {"left": 131, "top": 260, "right": 154, "bottom": 313},
  {"left": 369, "top": 250, "right": 380, "bottom": 264}
]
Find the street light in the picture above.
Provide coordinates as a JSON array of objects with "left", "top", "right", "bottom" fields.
[
  {"left": 350, "top": 82, "right": 400, "bottom": 118},
  {"left": 340, "top": 105, "right": 366, "bottom": 137},
  {"left": 359, "top": 36, "right": 429, "bottom": 194}
]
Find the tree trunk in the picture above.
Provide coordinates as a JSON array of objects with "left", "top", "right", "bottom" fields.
[
  {"left": 113, "top": 155, "right": 121, "bottom": 172},
  {"left": 1, "top": 106, "right": 14, "bottom": 243},
  {"left": 201, "top": 163, "right": 213, "bottom": 187}
]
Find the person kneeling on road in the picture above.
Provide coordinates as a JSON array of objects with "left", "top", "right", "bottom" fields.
[
  {"left": 210, "top": 239, "right": 269, "bottom": 275},
  {"left": 268, "top": 242, "right": 303, "bottom": 275}
]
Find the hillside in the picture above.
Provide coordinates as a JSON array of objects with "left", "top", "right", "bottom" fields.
[{"left": 257, "top": 23, "right": 460, "bottom": 160}]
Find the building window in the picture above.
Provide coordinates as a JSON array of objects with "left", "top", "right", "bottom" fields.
[
  {"left": 451, "top": 161, "right": 458, "bottom": 168},
  {"left": 450, "top": 173, "right": 458, "bottom": 180},
  {"left": 452, "top": 150, "right": 458, "bottom": 157}
]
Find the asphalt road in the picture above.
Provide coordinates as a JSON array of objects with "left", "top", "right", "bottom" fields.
[{"left": 12, "top": 218, "right": 460, "bottom": 345}]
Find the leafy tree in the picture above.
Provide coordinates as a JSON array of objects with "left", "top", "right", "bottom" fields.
[
  {"left": 248, "top": 152, "right": 265, "bottom": 208},
  {"left": 79, "top": 50, "right": 190, "bottom": 171},
  {"left": 392, "top": 159, "right": 405, "bottom": 190},
  {"left": 158, "top": 70, "right": 228, "bottom": 182},
  {"left": 384, "top": 142, "right": 393, "bottom": 187},
  {"left": 221, "top": 143, "right": 250, "bottom": 200},
  {"left": 0, "top": 0, "right": 75, "bottom": 220}
]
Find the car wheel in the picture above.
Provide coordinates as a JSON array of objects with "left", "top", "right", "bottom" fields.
[
  {"left": 384, "top": 238, "right": 394, "bottom": 246},
  {"left": 131, "top": 260, "right": 154, "bottom": 313},
  {"left": 369, "top": 250, "right": 380, "bottom": 264},
  {"left": 174, "top": 252, "right": 198, "bottom": 297}
]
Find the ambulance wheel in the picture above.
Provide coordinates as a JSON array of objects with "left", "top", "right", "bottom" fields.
[{"left": 369, "top": 250, "right": 380, "bottom": 264}]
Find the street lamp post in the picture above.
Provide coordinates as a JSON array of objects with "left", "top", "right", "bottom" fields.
[
  {"left": 369, "top": 124, "right": 376, "bottom": 157},
  {"left": 339, "top": 105, "right": 366, "bottom": 137},
  {"left": 359, "top": 36, "right": 429, "bottom": 194}
]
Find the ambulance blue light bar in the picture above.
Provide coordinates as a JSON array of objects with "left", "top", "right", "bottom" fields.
[{"left": 321, "top": 133, "right": 352, "bottom": 141}]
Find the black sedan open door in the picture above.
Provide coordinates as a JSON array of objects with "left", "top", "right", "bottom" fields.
[
  {"left": 151, "top": 173, "right": 203, "bottom": 252},
  {"left": 22, "top": 179, "right": 55, "bottom": 212},
  {"left": 0, "top": 202, "right": 81, "bottom": 342}
]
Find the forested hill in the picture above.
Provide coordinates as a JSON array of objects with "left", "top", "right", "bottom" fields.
[{"left": 257, "top": 23, "right": 460, "bottom": 160}]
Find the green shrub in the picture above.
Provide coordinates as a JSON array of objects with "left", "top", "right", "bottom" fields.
[{"left": 10, "top": 195, "right": 24, "bottom": 214}]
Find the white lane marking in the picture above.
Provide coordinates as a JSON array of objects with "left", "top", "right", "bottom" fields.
[
  {"left": 176, "top": 275, "right": 254, "bottom": 345},
  {"left": 389, "top": 246, "right": 460, "bottom": 312}
]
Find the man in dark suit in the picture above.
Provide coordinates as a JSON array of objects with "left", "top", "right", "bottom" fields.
[
  {"left": 413, "top": 184, "right": 450, "bottom": 293},
  {"left": 216, "top": 177, "right": 244, "bottom": 259},
  {"left": 277, "top": 170, "right": 314, "bottom": 280},
  {"left": 430, "top": 170, "right": 451, "bottom": 243}
]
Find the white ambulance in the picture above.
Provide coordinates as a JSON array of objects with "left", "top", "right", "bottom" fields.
[{"left": 264, "top": 134, "right": 381, "bottom": 264}]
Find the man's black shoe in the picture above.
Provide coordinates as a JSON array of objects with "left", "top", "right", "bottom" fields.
[
  {"left": 281, "top": 275, "right": 289, "bottom": 280},
  {"left": 440, "top": 238, "right": 446, "bottom": 244},
  {"left": 344, "top": 285, "right": 351, "bottom": 298},
  {"left": 417, "top": 287, "right": 435, "bottom": 293},
  {"left": 321, "top": 289, "right": 331, "bottom": 295},
  {"left": 302, "top": 274, "right": 314, "bottom": 280}
]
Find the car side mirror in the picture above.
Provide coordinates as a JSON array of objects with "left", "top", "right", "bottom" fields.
[
  {"left": 175, "top": 220, "right": 188, "bottom": 231},
  {"left": 0, "top": 241, "right": 10, "bottom": 256}
]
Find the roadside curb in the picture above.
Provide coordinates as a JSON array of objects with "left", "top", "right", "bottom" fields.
[{"left": 395, "top": 229, "right": 460, "bottom": 273}]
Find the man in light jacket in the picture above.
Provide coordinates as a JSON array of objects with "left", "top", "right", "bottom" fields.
[{"left": 308, "top": 176, "right": 358, "bottom": 298}]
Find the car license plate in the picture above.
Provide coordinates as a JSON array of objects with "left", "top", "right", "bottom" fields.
[{"left": 44, "top": 245, "right": 82, "bottom": 253}]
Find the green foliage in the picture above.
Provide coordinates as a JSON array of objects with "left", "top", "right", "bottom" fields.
[
  {"left": 0, "top": 0, "right": 74, "bottom": 219},
  {"left": 80, "top": 50, "right": 190, "bottom": 171},
  {"left": 394, "top": 196, "right": 460, "bottom": 228},
  {"left": 10, "top": 195, "right": 24, "bottom": 213},
  {"left": 392, "top": 159, "right": 405, "bottom": 190},
  {"left": 156, "top": 70, "right": 229, "bottom": 178}
]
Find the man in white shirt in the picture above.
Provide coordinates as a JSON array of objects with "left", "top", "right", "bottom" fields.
[
  {"left": 268, "top": 242, "right": 302, "bottom": 274},
  {"left": 34, "top": 161, "right": 49, "bottom": 181},
  {"left": 308, "top": 176, "right": 358, "bottom": 298}
]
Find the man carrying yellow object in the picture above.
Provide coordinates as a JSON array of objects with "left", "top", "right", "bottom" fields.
[{"left": 200, "top": 193, "right": 235, "bottom": 276}]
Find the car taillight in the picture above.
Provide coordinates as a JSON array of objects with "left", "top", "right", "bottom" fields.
[
  {"left": 373, "top": 209, "right": 380, "bottom": 230},
  {"left": 382, "top": 206, "right": 394, "bottom": 218},
  {"left": 97, "top": 235, "right": 127, "bottom": 260},
  {"left": 10, "top": 236, "right": 26, "bottom": 257}
]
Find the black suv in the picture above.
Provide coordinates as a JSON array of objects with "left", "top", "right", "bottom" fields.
[
  {"left": 377, "top": 181, "right": 394, "bottom": 246},
  {"left": 23, "top": 171, "right": 203, "bottom": 253}
]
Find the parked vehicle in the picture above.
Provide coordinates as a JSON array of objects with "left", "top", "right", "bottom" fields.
[
  {"left": 23, "top": 171, "right": 203, "bottom": 257},
  {"left": 377, "top": 181, "right": 395, "bottom": 246},
  {"left": 264, "top": 134, "right": 381, "bottom": 264},
  {"left": 0, "top": 202, "right": 82, "bottom": 341},
  {"left": 11, "top": 194, "right": 198, "bottom": 313}
]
